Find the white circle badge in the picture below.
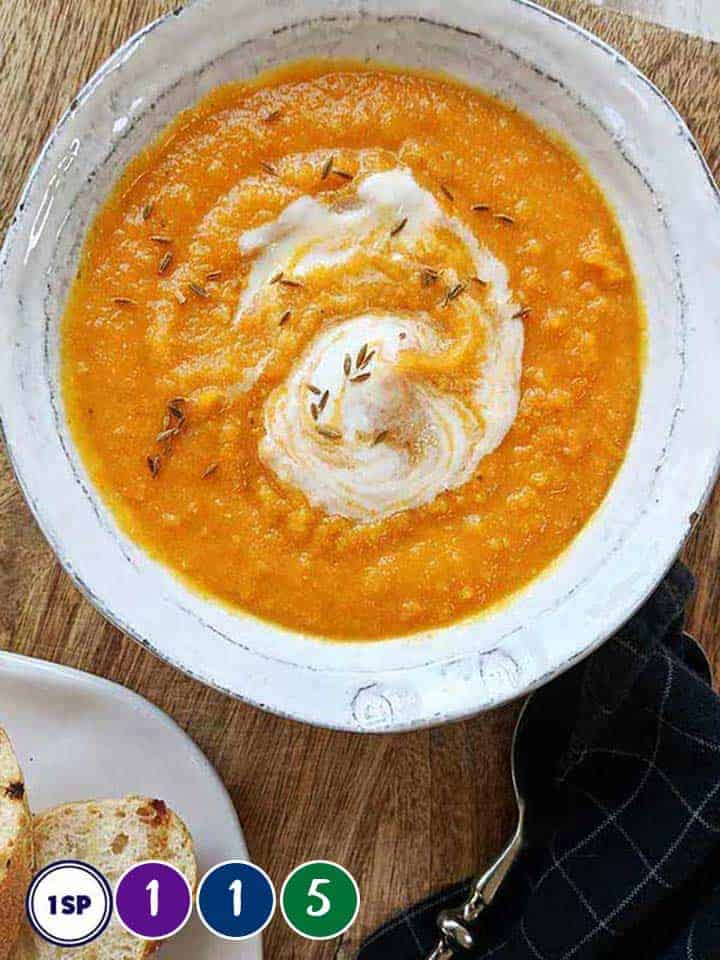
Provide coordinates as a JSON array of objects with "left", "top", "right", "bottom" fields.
[{"left": 26, "top": 860, "right": 113, "bottom": 946}]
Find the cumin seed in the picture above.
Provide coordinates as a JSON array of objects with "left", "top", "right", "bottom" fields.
[
  {"left": 278, "top": 309, "right": 291, "bottom": 326},
  {"left": 471, "top": 203, "right": 491, "bottom": 212},
  {"left": 142, "top": 202, "right": 154, "bottom": 220},
  {"left": 321, "top": 155, "right": 334, "bottom": 180},
  {"left": 440, "top": 183, "right": 454, "bottom": 201},
  {"left": 390, "top": 217, "right": 408, "bottom": 237},
  {"left": 112, "top": 296, "right": 136, "bottom": 305},
  {"left": 307, "top": 384, "right": 322, "bottom": 396},
  {"left": 350, "top": 372, "right": 371, "bottom": 384},
  {"left": 318, "top": 389, "right": 329, "bottom": 413},
  {"left": 206, "top": 270, "right": 222, "bottom": 281},
  {"left": 158, "top": 251, "right": 173, "bottom": 275},
  {"left": 263, "top": 109, "right": 282, "bottom": 123},
  {"left": 201, "top": 463, "right": 219, "bottom": 478},
  {"left": 150, "top": 235, "right": 173, "bottom": 244},
  {"left": 156, "top": 427, "right": 179, "bottom": 444},
  {"left": 358, "top": 349, "right": 375, "bottom": 370},
  {"left": 311, "top": 403, "right": 319, "bottom": 421},
  {"left": 356, "top": 343, "right": 368, "bottom": 368},
  {"left": 471, "top": 276, "right": 489, "bottom": 287},
  {"left": 513, "top": 306, "right": 532, "bottom": 320},
  {"left": 270, "top": 271, "right": 284, "bottom": 284},
  {"left": 343, "top": 354, "right": 351, "bottom": 376},
  {"left": 444, "top": 282, "right": 466, "bottom": 305},
  {"left": 147, "top": 455, "right": 161, "bottom": 478},
  {"left": 494, "top": 213, "right": 515, "bottom": 224},
  {"left": 373, "top": 430, "right": 388, "bottom": 446},
  {"left": 333, "top": 169, "right": 353, "bottom": 180},
  {"left": 317, "top": 426, "right": 341, "bottom": 440},
  {"left": 279, "top": 277, "right": 303, "bottom": 288},
  {"left": 260, "top": 161, "right": 278, "bottom": 176},
  {"left": 189, "top": 282, "right": 209, "bottom": 299}
]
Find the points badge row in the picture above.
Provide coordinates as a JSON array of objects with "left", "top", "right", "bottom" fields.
[{"left": 27, "top": 858, "right": 360, "bottom": 945}]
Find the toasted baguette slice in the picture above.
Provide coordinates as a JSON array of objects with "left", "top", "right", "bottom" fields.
[
  {"left": 0, "top": 727, "right": 33, "bottom": 960},
  {"left": 12, "top": 796, "right": 196, "bottom": 960}
]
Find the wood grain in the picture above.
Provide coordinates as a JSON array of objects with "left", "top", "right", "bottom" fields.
[{"left": 0, "top": 2, "right": 718, "bottom": 957}]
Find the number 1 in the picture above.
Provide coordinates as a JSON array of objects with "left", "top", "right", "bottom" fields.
[
  {"left": 229, "top": 878, "right": 243, "bottom": 917},
  {"left": 146, "top": 879, "right": 159, "bottom": 917}
]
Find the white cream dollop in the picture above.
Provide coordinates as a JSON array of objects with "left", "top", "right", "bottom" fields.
[{"left": 238, "top": 167, "right": 524, "bottom": 522}]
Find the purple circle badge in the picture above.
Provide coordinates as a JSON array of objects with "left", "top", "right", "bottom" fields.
[{"left": 115, "top": 861, "right": 192, "bottom": 939}]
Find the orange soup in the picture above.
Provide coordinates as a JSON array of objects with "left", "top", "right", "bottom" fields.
[{"left": 62, "top": 62, "right": 643, "bottom": 640}]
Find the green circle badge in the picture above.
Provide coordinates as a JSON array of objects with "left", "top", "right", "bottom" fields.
[{"left": 280, "top": 861, "right": 360, "bottom": 940}]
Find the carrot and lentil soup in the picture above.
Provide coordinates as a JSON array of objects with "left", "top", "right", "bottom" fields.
[{"left": 62, "top": 62, "right": 643, "bottom": 640}]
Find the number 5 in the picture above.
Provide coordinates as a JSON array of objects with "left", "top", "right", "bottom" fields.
[{"left": 306, "top": 877, "right": 331, "bottom": 917}]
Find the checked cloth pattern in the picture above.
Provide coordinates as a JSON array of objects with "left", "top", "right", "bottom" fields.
[{"left": 359, "top": 564, "right": 720, "bottom": 960}]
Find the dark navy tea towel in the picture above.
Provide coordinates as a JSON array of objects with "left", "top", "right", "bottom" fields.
[{"left": 359, "top": 564, "right": 720, "bottom": 960}]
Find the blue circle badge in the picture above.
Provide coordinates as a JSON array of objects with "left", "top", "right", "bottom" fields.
[
  {"left": 197, "top": 860, "right": 276, "bottom": 940},
  {"left": 26, "top": 860, "right": 113, "bottom": 946}
]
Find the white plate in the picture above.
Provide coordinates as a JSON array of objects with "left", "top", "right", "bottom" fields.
[
  {"left": 1, "top": 0, "right": 720, "bottom": 732},
  {"left": 0, "top": 652, "right": 262, "bottom": 959}
]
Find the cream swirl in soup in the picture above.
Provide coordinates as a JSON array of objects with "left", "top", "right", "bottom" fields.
[{"left": 238, "top": 168, "right": 524, "bottom": 521}]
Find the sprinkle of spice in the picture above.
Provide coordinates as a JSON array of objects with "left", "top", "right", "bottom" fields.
[
  {"left": 333, "top": 169, "right": 353, "bottom": 181},
  {"left": 147, "top": 455, "right": 161, "bottom": 478},
  {"left": 318, "top": 390, "right": 329, "bottom": 413},
  {"left": 321, "top": 155, "right": 334, "bottom": 180},
  {"left": 390, "top": 217, "right": 408, "bottom": 237},
  {"left": 307, "top": 384, "right": 322, "bottom": 396},
  {"left": 494, "top": 213, "right": 515, "bottom": 224},
  {"left": 142, "top": 202, "right": 154, "bottom": 221},
  {"left": 350, "top": 372, "right": 371, "bottom": 384},
  {"left": 206, "top": 270, "right": 222, "bottom": 281},
  {"left": 158, "top": 251, "right": 173, "bottom": 275},
  {"left": 201, "top": 463, "right": 219, "bottom": 478},
  {"left": 421, "top": 266, "right": 439, "bottom": 286},
  {"left": 278, "top": 277, "right": 303, "bottom": 288},
  {"left": 471, "top": 203, "right": 491, "bottom": 212},
  {"left": 260, "top": 161, "right": 278, "bottom": 176},
  {"left": 343, "top": 354, "right": 351, "bottom": 376},
  {"left": 356, "top": 343, "right": 368, "bottom": 368},
  {"left": 189, "top": 282, "right": 209, "bottom": 299},
  {"left": 310, "top": 403, "right": 319, "bottom": 421},
  {"left": 112, "top": 296, "right": 136, "bottom": 305},
  {"left": 440, "top": 183, "right": 454, "bottom": 201},
  {"left": 278, "top": 309, "right": 291, "bottom": 326}
]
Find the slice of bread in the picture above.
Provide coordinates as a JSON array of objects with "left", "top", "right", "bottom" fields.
[
  {"left": 12, "top": 796, "right": 197, "bottom": 960},
  {"left": 0, "top": 727, "right": 33, "bottom": 959}
]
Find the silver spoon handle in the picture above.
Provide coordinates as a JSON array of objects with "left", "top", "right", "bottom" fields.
[{"left": 426, "top": 819, "right": 524, "bottom": 959}]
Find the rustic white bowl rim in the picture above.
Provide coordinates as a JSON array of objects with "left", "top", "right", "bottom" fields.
[{"left": 2, "top": 0, "right": 719, "bottom": 732}]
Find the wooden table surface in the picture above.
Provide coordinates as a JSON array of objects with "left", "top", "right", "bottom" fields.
[{"left": 0, "top": 2, "right": 718, "bottom": 957}]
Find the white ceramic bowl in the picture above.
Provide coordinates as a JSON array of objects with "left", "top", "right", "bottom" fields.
[{"left": 2, "top": 0, "right": 719, "bottom": 732}]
